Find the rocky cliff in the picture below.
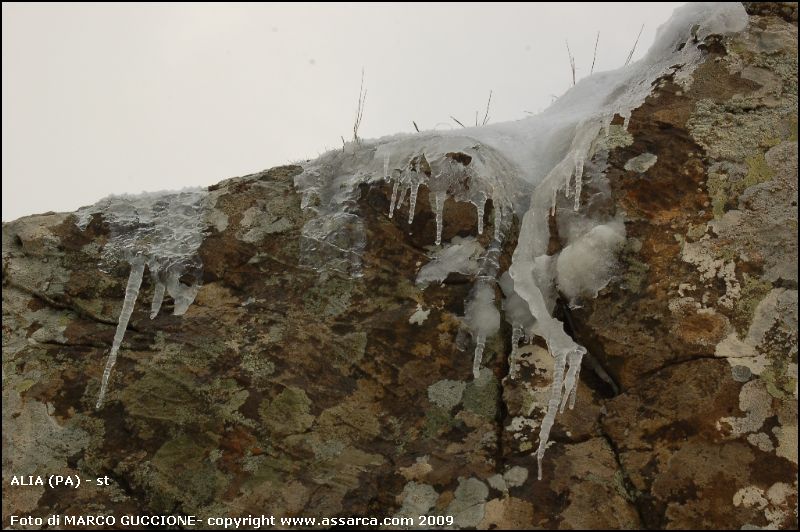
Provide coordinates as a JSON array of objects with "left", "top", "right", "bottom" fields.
[{"left": 2, "top": 3, "right": 798, "bottom": 529}]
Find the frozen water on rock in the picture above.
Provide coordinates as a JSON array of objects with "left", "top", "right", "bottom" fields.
[
  {"left": 287, "top": 2, "right": 747, "bottom": 476},
  {"left": 465, "top": 282, "right": 501, "bottom": 379},
  {"left": 75, "top": 187, "right": 209, "bottom": 407},
  {"left": 416, "top": 236, "right": 483, "bottom": 287},
  {"left": 295, "top": 137, "right": 526, "bottom": 272},
  {"left": 96, "top": 256, "right": 144, "bottom": 409}
]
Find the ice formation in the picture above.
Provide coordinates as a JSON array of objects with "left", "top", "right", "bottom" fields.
[
  {"left": 291, "top": 2, "right": 748, "bottom": 478},
  {"left": 294, "top": 137, "right": 524, "bottom": 279},
  {"left": 499, "top": 272, "right": 536, "bottom": 377},
  {"left": 75, "top": 188, "right": 208, "bottom": 408},
  {"left": 464, "top": 283, "right": 501, "bottom": 379},
  {"left": 416, "top": 237, "right": 483, "bottom": 287}
]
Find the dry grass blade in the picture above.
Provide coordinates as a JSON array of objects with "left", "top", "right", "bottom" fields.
[
  {"left": 624, "top": 24, "right": 644, "bottom": 66},
  {"left": 481, "top": 90, "right": 492, "bottom": 126},
  {"left": 353, "top": 68, "right": 367, "bottom": 144},
  {"left": 566, "top": 40, "right": 576, "bottom": 86},
  {"left": 590, "top": 31, "right": 600, "bottom": 75},
  {"left": 450, "top": 116, "right": 466, "bottom": 128}
]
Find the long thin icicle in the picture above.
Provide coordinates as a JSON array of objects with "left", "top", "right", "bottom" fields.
[
  {"left": 408, "top": 183, "right": 420, "bottom": 224},
  {"left": 472, "top": 335, "right": 486, "bottom": 379},
  {"left": 559, "top": 349, "right": 583, "bottom": 412},
  {"left": 96, "top": 257, "right": 145, "bottom": 409},
  {"left": 564, "top": 165, "right": 573, "bottom": 198},
  {"left": 388, "top": 181, "right": 400, "bottom": 219},
  {"left": 493, "top": 204, "right": 502, "bottom": 241},
  {"left": 150, "top": 280, "right": 165, "bottom": 319},
  {"left": 536, "top": 349, "right": 567, "bottom": 480},
  {"left": 509, "top": 324, "right": 524, "bottom": 378},
  {"left": 434, "top": 192, "right": 445, "bottom": 245},
  {"left": 476, "top": 199, "right": 486, "bottom": 235},
  {"left": 511, "top": 325, "right": 523, "bottom": 357},
  {"left": 397, "top": 185, "right": 409, "bottom": 217},
  {"left": 568, "top": 362, "right": 582, "bottom": 409},
  {"left": 573, "top": 157, "right": 585, "bottom": 211}
]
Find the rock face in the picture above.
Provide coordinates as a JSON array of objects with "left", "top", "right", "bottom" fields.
[{"left": 2, "top": 5, "right": 797, "bottom": 530}]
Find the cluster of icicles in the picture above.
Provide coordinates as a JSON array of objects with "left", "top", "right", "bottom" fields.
[
  {"left": 387, "top": 139, "right": 593, "bottom": 480},
  {"left": 386, "top": 151, "right": 507, "bottom": 245},
  {"left": 75, "top": 189, "right": 207, "bottom": 409}
]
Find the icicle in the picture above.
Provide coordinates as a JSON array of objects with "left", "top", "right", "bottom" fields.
[
  {"left": 476, "top": 199, "right": 486, "bottom": 235},
  {"left": 166, "top": 269, "right": 200, "bottom": 315},
  {"left": 388, "top": 181, "right": 400, "bottom": 219},
  {"left": 622, "top": 113, "right": 631, "bottom": 130},
  {"left": 408, "top": 183, "right": 420, "bottom": 224},
  {"left": 397, "top": 185, "right": 409, "bottom": 216},
  {"left": 536, "top": 349, "right": 567, "bottom": 480},
  {"left": 559, "top": 349, "right": 583, "bottom": 412},
  {"left": 96, "top": 257, "right": 145, "bottom": 409},
  {"left": 493, "top": 204, "right": 502, "bottom": 241},
  {"left": 472, "top": 335, "right": 486, "bottom": 379},
  {"left": 550, "top": 187, "right": 558, "bottom": 217},
  {"left": 573, "top": 157, "right": 585, "bottom": 211},
  {"left": 564, "top": 166, "right": 572, "bottom": 198},
  {"left": 464, "top": 281, "right": 500, "bottom": 379},
  {"left": 434, "top": 192, "right": 445, "bottom": 245},
  {"left": 568, "top": 362, "right": 582, "bottom": 409},
  {"left": 509, "top": 325, "right": 524, "bottom": 378},
  {"left": 149, "top": 279, "right": 165, "bottom": 319},
  {"left": 511, "top": 325, "right": 523, "bottom": 356}
]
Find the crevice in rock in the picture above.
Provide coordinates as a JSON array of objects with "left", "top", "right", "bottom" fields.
[
  {"left": 637, "top": 354, "right": 722, "bottom": 380},
  {"left": 556, "top": 297, "right": 620, "bottom": 397},
  {"left": 597, "top": 420, "right": 650, "bottom": 529},
  {"left": 5, "top": 279, "right": 120, "bottom": 328},
  {"left": 37, "top": 339, "right": 113, "bottom": 350},
  {"left": 493, "top": 321, "right": 512, "bottom": 473}
]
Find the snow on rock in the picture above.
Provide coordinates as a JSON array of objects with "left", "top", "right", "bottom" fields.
[{"left": 556, "top": 220, "right": 627, "bottom": 302}]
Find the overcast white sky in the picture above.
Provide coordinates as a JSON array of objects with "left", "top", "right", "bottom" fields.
[{"left": 2, "top": 2, "right": 684, "bottom": 221}]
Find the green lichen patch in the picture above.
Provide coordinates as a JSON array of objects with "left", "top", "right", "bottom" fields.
[
  {"left": 760, "top": 322, "right": 798, "bottom": 400},
  {"left": 599, "top": 125, "right": 634, "bottom": 151},
  {"left": 423, "top": 406, "right": 460, "bottom": 438},
  {"left": 744, "top": 153, "right": 776, "bottom": 188},
  {"left": 144, "top": 433, "right": 227, "bottom": 513},
  {"left": 618, "top": 239, "right": 650, "bottom": 292},
  {"left": 732, "top": 274, "right": 773, "bottom": 336},
  {"left": 705, "top": 153, "right": 776, "bottom": 220},
  {"left": 329, "top": 331, "right": 368, "bottom": 373},
  {"left": 302, "top": 277, "right": 356, "bottom": 318},
  {"left": 259, "top": 386, "right": 315, "bottom": 437},
  {"left": 121, "top": 366, "right": 208, "bottom": 426},
  {"left": 462, "top": 369, "right": 500, "bottom": 419}
]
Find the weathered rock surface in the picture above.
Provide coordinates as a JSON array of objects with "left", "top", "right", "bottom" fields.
[{"left": 3, "top": 4, "right": 797, "bottom": 529}]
